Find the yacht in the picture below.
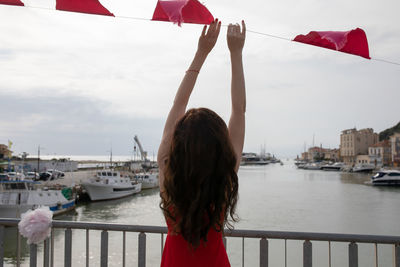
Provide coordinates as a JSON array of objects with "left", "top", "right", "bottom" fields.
[
  {"left": 371, "top": 170, "right": 400, "bottom": 186},
  {"left": 321, "top": 162, "right": 346, "bottom": 171},
  {"left": 82, "top": 170, "right": 142, "bottom": 201},
  {"left": 303, "top": 163, "right": 322, "bottom": 170},
  {"left": 133, "top": 172, "right": 159, "bottom": 189},
  {"left": 352, "top": 163, "right": 375, "bottom": 173},
  {"left": 240, "top": 153, "right": 269, "bottom": 166},
  {"left": 0, "top": 180, "right": 75, "bottom": 218}
]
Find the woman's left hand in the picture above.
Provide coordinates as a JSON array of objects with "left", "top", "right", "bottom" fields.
[{"left": 197, "top": 19, "right": 221, "bottom": 55}]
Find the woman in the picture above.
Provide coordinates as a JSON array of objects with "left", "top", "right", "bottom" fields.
[{"left": 157, "top": 19, "right": 246, "bottom": 266}]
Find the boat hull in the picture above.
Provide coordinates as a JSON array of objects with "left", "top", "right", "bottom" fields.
[
  {"left": 83, "top": 182, "right": 141, "bottom": 201},
  {"left": 0, "top": 199, "right": 75, "bottom": 218},
  {"left": 372, "top": 179, "right": 400, "bottom": 186}
]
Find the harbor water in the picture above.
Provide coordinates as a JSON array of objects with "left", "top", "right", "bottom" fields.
[{"left": 3, "top": 161, "right": 400, "bottom": 266}]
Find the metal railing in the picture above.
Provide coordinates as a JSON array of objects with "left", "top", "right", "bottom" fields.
[{"left": 0, "top": 218, "right": 399, "bottom": 267}]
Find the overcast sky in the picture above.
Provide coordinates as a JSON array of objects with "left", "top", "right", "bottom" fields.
[{"left": 1, "top": 0, "right": 399, "bottom": 159}]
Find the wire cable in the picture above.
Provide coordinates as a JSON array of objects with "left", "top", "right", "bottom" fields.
[{"left": 4, "top": 4, "right": 400, "bottom": 66}]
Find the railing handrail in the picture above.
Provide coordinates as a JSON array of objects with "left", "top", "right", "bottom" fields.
[{"left": 1, "top": 218, "right": 400, "bottom": 244}]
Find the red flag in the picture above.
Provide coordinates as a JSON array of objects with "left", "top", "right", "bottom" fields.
[
  {"left": 0, "top": 0, "right": 24, "bottom": 6},
  {"left": 293, "top": 28, "right": 370, "bottom": 59},
  {"left": 152, "top": 0, "right": 214, "bottom": 26},
  {"left": 56, "top": 0, "right": 114, "bottom": 16}
]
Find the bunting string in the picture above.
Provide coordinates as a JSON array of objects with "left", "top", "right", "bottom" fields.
[{"left": 2, "top": 3, "right": 400, "bottom": 66}]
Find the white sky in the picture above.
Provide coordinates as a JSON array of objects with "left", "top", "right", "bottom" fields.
[{"left": 1, "top": 0, "right": 399, "bottom": 158}]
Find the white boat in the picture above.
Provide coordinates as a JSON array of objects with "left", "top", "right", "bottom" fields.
[
  {"left": 0, "top": 180, "right": 75, "bottom": 218},
  {"left": 133, "top": 172, "right": 159, "bottom": 189},
  {"left": 82, "top": 170, "right": 142, "bottom": 201},
  {"left": 303, "top": 163, "right": 322, "bottom": 170},
  {"left": 371, "top": 170, "right": 400, "bottom": 186},
  {"left": 352, "top": 163, "right": 375, "bottom": 173},
  {"left": 240, "top": 153, "right": 269, "bottom": 166},
  {"left": 321, "top": 162, "right": 346, "bottom": 171},
  {"left": 25, "top": 172, "right": 40, "bottom": 180},
  {"left": 7, "top": 172, "right": 25, "bottom": 180}
]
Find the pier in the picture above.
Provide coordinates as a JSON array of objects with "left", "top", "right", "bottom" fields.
[{"left": 1, "top": 218, "right": 400, "bottom": 267}]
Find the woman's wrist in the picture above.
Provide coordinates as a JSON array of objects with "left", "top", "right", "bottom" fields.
[
  {"left": 195, "top": 49, "right": 209, "bottom": 59},
  {"left": 230, "top": 51, "right": 243, "bottom": 58}
]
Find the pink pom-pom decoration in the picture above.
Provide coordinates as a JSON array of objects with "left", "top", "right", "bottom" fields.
[{"left": 18, "top": 206, "right": 53, "bottom": 244}]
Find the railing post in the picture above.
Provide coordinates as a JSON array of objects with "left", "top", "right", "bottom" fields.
[
  {"left": 161, "top": 233, "right": 164, "bottom": 255},
  {"left": 260, "top": 238, "right": 268, "bottom": 267},
  {"left": 0, "top": 225, "right": 4, "bottom": 267},
  {"left": 138, "top": 232, "right": 146, "bottom": 267},
  {"left": 349, "top": 242, "right": 358, "bottom": 267},
  {"left": 122, "top": 231, "right": 126, "bottom": 267},
  {"left": 30, "top": 244, "right": 37, "bottom": 267},
  {"left": 43, "top": 238, "right": 50, "bottom": 267},
  {"left": 303, "top": 240, "right": 312, "bottom": 267},
  {"left": 101, "top": 230, "right": 108, "bottom": 267},
  {"left": 64, "top": 229, "right": 72, "bottom": 267},
  {"left": 86, "top": 229, "right": 89, "bottom": 267},
  {"left": 395, "top": 244, "right": 400, "bottom": 267},
  {"left": 17, "top": 229, "right": 21, "bottom": 267},
  {"left": 50, "top": 229, "right": 54, "bottom": 267}
]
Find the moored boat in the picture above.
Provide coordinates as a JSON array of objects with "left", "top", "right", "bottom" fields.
[
  {"left": 82, "top": 170, "right": 141, "bottom": 201},
  {"left": 133, "top": 172, "right": 159, "bottom": 189},
  {"left": 240, "top": 153, "right": 269, "bottom": 165},
  {"left": 352, "top": 163, "right": 375, "bottom": 173},
  {"left": 303, "top": 163, "right": 322, "bottom": 170},
  {"left": 321, "top": 162, "right": 346, "bottom": 171},
  {"left": 0, "top": 180, "right": 75, "bottom": 218},
  {"left": 371, "top": 170, "right": 400, "bottom": 186}
]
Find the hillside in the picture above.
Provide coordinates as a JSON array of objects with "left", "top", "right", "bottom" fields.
[{"left": 379, "top": 121, "right": 400, "bottom": 141}]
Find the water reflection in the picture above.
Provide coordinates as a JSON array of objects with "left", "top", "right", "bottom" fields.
[
  {"left": 3, "top": 227, "right": 29, "bottom": 265},
  {"left": 339, "top": 172, "right": 371, "bottom": 184}
]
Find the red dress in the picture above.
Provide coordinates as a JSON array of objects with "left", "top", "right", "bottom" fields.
[{"left": 161, "top": 217, "right": 230, "bottom": 267}]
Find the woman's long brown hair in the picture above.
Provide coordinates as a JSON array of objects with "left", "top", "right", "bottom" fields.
[{"left": 160, "top": 108, "right": 239, "bottom": 248}]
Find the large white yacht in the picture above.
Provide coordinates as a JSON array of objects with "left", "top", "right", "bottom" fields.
[
  {"left": 82, "top": 170, "right": 142, "bottom": 201},
  {"left": 0, "top": 180, "right": 75, "bottom": 218},
  {"left": 133, "top": 172, "right": 159, "bottom": 189},
  {"left": 371, "top": 170, "right": 400, "bottom": 186}
]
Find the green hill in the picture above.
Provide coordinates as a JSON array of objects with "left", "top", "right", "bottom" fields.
[{"left": 379, "top": 121, "right": 400, "bottom": 141}]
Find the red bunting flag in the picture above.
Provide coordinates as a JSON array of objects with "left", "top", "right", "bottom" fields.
[
  {"left": 152, "top": 0, "right": 214, "bottom": 26},
  {"left": 293, "top": 28, "right": 370, "bottom": 59},
  {"left": 56, "top": 0, "right": 114, "bottom": 16},
  {"left": 0, "top": 0, "right": 24, "bottom": 6}
]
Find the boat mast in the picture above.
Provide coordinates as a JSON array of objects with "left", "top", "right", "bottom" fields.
[{"left": 37, "top": 145, "right": 40, "bottom": 173}]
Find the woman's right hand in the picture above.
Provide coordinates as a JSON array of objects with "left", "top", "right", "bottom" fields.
[
  {"left": 227, "top": 21, "right": 246, "bottom": 54},
  {"left": 197, "top": 19, "right": 221, "bottom": 55}
]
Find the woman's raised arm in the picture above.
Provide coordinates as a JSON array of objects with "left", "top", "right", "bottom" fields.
[
  {"left": 227, "top": 21, "right": 246, "bottom": 172},
  {"left": 157, "top": 19, "right": 221, "bottom": 190}
]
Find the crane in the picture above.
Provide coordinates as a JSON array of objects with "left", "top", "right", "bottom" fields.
[{"left": 134, "top": 135, "right": 148, "bottom": 161}]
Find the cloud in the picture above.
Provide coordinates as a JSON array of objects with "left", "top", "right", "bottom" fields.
[{"left": 0, "top": 90, "right": 164, "bottom": 156}]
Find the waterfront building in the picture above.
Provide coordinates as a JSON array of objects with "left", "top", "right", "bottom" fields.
[
  {"left": 0, "top": 144, "right": 11, "bottom": 159},
  {"left": 301, "top": 152, "right": 309, "bottom": 161},
  {"left": 390, "top": 132, "right": 400, "bottom": 166},
  {"left": 340, "top": 128, "right": 378, "bottom": 165},
  {"left": 303, "top": 147, "right": 339, "bottom": 162},
  {"left": 307, "top": 147, "right": 322, "bottom": 161},
  {"left": 355, "top": 155, "right": 370, "bottom": 164},
  {"left": 323, "top": 148, "right": 340, "bottom": 162},
  {"left": 368, "top": 140, "right": 391, "bottom": 167},
  {"left": 18, "top": 158, "right": 78, "bottom": 172}
]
